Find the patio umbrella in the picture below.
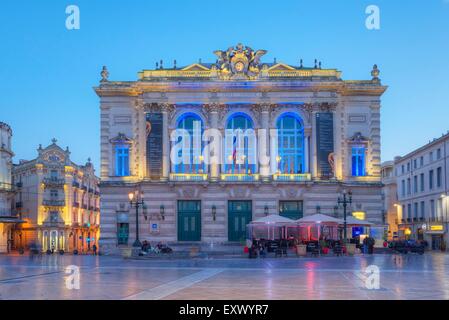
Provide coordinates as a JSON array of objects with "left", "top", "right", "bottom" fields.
[
  {"left": 296, "top": 214, "right": 344, "bottom": 224},
  {"left": 249, "top": 214, "right": 296, "bottom": 240}
]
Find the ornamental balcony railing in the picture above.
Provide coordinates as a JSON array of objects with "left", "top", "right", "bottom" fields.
[
  {"left": 220, "top": 174, "right": 260, "bottom": 182},
  {"left": 272, "top": 173, "right": 312, "bottom": 182},
  {"left": 42, "top": 200, "right": 65, "bottom": 207},
  {"left": 0, "top": 182, "right": 13, "bottom": 192},
  {"left": 170, "top": 174, "right": 208, "bottom": 182},
  {"left": 43, "top": 177, "right": 65, "bottom": 186}
]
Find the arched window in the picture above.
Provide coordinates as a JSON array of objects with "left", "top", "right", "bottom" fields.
[
  {"left": 173, "top": 114, "right": 205, "bottom": 174},
  {"left": 224, "top": 114, "right": 256, "bottom": 174},
  {"left": 276, "top": 114, "right": 304, "bottom": 174}
]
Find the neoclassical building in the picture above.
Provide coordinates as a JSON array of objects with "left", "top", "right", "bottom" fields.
[
  {"left": 0, "top": 122, "right": 21, "bottom": 253},
  {"left": 96, "top": 44, "right": 387, "bottom": 253},
  {"left": 12, "top": 140, "right": 100, "bottom": 253}
]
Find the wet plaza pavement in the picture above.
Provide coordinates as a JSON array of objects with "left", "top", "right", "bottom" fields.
[{"left": 1, "top": 253, "right": 449, "bottom": 300}]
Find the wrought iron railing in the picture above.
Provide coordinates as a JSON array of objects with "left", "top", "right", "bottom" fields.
[
  {"left": 43, "top": 177, "right": 65, "bottom": 185},
  {"left": 42, "top": 200, "right": 65, "bottom": 207}
]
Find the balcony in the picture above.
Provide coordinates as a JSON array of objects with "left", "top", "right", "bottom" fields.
[
  {"left": 273, "top": 173, "right": 312, "bottom": 182},
  {"left": 0, "top": 182, "right": 14, "bottom": 192},
  {"left": 72, "top": 181, "right": 80, "bottom": 188},
  {"left": 43, "top": 177, "right": 65, "bottom": 186},
  {"left": 170, "top": 174, "right": 208, "bottom": 182},
  {"left": 221, "top": 174, "right": 260, "bottom": 182},
  {"left": 42, "top": 200, "right": 65, "bottom": 207},
  {"left": 81, "top": 185, "right": 87, "bottom": 191}
]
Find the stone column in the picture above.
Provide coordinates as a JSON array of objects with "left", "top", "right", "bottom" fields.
[
  {"left": 259, "top": 103, "right": 271, "bottom": 181},
  {"left": 161, "top": 104, "right": 172, "bottom": 181},
  {"left": 310, "top": 109, "right": 318, "bottom": 179},
  {"left": 304, "top": 128, "right": 312, "bottom": 174},
  {"left": 206, "top": 103, "right": 221, "bottom": 182}
]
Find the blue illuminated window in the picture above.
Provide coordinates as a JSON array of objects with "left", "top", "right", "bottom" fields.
[
  {"left": 276, "top": 114, "right": 304, "bottom": 174},
  {"left": 174, "top": 114, "right": 205, "bottom": 174},
  {"left": 351, "top": 146, "right": 366, "bottom": 176},
  {"left": 224, "top": 114, "right": 256, "bottom": 174},
  {"left": 115, "top": 145, "right": 130, "bottom": 176}
]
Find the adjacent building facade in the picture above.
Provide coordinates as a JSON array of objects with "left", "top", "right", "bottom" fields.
[
  {"left": 12, "top": 140, "right": 100, "bottom": 253},
  {"left": 0, "top": 122, "right": 21, "bottom": 253},
  {"left": 394, "top": 134, "right": 449, "bottom": 250},
  {"left": 95, "top": 44, "right": 387, "bottom": 253},
  {"left": 381, "top": 161, "right": 398, "bottom": 240}
]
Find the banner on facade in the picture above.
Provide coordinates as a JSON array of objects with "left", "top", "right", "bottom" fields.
[
  {"left": 146, "top": 113, "right": 163, "bottom": 179},
  {"left": 316, "top": 112, "right": 334, "bottom": 180}
]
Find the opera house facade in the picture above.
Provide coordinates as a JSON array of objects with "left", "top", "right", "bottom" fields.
[{"left": 95, "top": 43, "right": 387, "bottom": 252}]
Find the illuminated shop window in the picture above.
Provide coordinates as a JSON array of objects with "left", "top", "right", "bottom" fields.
[
  {"left": 276, "top": 114, "right": 304, "bottom": 174},
  {"left": 351, "top": 146, "right": 366, "bottom": 176}
]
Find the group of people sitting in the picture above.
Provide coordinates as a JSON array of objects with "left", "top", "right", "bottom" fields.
[{"left": 140, "top": 240, "right": 173, "bottom": 254}]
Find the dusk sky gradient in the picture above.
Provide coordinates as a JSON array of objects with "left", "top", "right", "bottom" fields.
[{"left": 1, "top": 0, "right": 448, "bottom": 173}]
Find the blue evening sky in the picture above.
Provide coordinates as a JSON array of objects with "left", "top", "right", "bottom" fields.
[{"left": 1, "top": 0, "right": 448, "bottom": 172}]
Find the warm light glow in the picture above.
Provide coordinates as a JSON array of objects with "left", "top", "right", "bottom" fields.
[
  {"left": 352, "top": 211, "right": 366, "bottom": 220},
  {"left": 404, "top": 228, "right": 412, "bottom": 235},
  {"left": 430, "top": 225, "right": 444, "bottom": 231},
  {"left": 128, "top": 192, "right": 134, "bottom": 201}
]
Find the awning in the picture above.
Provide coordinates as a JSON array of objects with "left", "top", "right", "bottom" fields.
[
  {"left": 425, "top": 231, "right": 445, "bottom": 235},
  {"left": 0, "top": 216, "right": 25, "bottom": 224},
  {"left": 342, "top": 216, "right": 375, "bottom": 226}
]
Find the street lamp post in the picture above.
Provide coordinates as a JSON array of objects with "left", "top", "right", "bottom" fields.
[
  {"left": 128, "top": 191, "right": 145, "bottom": 248},
  {"left": 338, "top": 189, "right": 352, "bottom": 244}
]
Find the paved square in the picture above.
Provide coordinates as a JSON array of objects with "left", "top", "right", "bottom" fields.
[{"left": 1, "top": 253, "right": 449, "bottom": 300}]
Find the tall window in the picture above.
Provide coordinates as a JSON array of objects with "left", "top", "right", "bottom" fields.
[
  {"left": 277, "top": 114, "right": 304, "bottom": 174},
  {"left": 401, "top": 180, "right": 405, "bottom": 197},
  {"left": 420, "top": 173, "right": 425, "bottom": 192},
  {"left": 173, "top": 114, "right": 205, "bottom": 174},
  {"left": 430, "top": 200, "right": 435, "bottom": 219},
  {"left": 437, "top": 167, "right": 442, "bottom": 188},
  {"left": 413, "top": 175, "right": 418, "bottom": 193},
  {"left": 429, "top": 170, "right": 434, "bottom": 190},
  {"left": 351, "top": 146, "right": 366, "bottom": 176},
  {"left": 115, "top": 145, "right": 130, "bottom": 176},
  {"left": 420, "top": 201, "right": 425, "bottom": 219},
  {"left": 224, "top": 114, "right": 256, "bottom": 174}
]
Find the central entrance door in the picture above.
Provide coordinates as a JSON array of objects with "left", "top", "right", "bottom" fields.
[
  {"left": 178, "top": 200, "right": 201, "bottom": 241},
  {"left": 228, "top": 201, "right": 252, "bottom": 242}
]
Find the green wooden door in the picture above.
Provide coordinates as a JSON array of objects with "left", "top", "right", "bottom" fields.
[
  {"left": 279, "top": 201, "right": 303, "bottom": 220},
  {"left": 178, "top": 201, "right": 201, "bottom": 241},
  {"left": 228, "top": 201, "right": 252, "bottom": 242},
  {"left": 117, "top": 223, "right": 129, "bottom": 245}
]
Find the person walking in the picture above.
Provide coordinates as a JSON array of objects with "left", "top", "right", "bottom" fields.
[{"left": 92, "top": 244, "right": 97, "bottom": 255}]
